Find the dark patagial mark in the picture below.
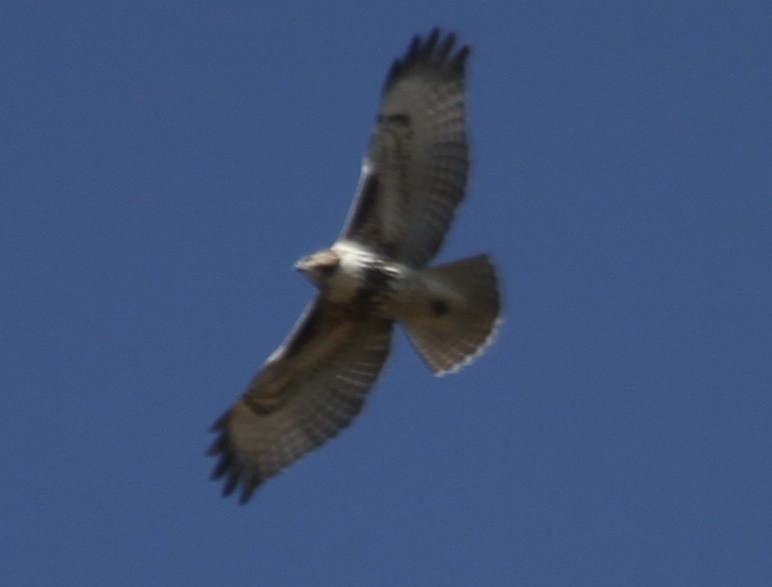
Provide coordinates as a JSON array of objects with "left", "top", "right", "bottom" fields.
[
  {"left": 377, "top": 113, "right": 411, "bottom": 127},
  {"left": 285, "top": 303, "right": 324, "bottom": 358},
  {"left": 349, "top": 172, "right": 380, "bottom": 235}
]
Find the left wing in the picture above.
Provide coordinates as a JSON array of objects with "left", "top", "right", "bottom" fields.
[
  {"left": 208, "top": 297, "right": 392, "bottom": 502},
  {"left": 340, "top": 29, "right": 470, "bottom": 267}
]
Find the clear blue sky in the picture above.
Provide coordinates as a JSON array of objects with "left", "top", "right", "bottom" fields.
[{"left": 3, "top": 2, "right": 770, "bottom": 585}]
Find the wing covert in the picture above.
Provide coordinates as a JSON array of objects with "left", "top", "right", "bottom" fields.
[{"left": 208, "top": 297, "right": 393, "bottom": 502}]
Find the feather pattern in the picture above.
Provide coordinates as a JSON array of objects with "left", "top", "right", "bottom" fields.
[
  {"left": 209, "top": 30, "right": 501, "bottom": 502},
  {"left": 342, "top": 29, "right": 470, "bottom": 267},
  {"left": 209, "top": 299, "right": 392, "bottom": 502}
]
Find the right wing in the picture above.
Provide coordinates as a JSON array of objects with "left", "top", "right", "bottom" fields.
[{"left": 340, "top": 29, "right": 470, "bottom": 267}]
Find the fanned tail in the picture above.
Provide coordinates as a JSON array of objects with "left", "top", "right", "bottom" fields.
[{"left": 399, "top": 255, "right": 501, "bottom": 375}]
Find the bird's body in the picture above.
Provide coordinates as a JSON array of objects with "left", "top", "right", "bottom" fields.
[
  {"left": 209, "top": 30, "right": 502, "bottom": 502},
  {"left": 297, "top": 241, "right": 402, "bottom": 307}
]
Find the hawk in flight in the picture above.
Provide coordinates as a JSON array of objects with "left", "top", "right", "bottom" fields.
[{"left": 209, "top": 29, "right": 502, "bottom": 502}]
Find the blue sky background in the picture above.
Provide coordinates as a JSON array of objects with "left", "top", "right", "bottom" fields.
[{"left": 3, "top": 2, "right": 770, "bottom": 585}]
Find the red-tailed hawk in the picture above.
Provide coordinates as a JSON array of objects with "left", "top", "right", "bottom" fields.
[{"left": 209, "top": 29, "right": 502, "bottom": 502}]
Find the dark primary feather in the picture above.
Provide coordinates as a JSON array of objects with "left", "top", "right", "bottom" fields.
[
  {"left": 342, "top": 29, "right": 470, "bottom": 267},
  {"left": 383, "top": 29, "right": 468, "bottom": 94}
]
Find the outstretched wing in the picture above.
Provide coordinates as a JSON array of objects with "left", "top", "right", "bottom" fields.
[
  {"left": 341, "top": 29, "right": 469, "bottom": 268},
  {"left": 209, "top": 297, "right": 393, "bottom": 502}
]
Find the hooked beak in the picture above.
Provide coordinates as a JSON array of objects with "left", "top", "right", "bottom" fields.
[
  {"left": 293, "top": 250, "right": 339, "bottom": 284},
  {"left": 294, "top": 257, "right": 310, "bottom": 274}
]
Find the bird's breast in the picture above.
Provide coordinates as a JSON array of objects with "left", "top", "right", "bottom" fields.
[{"left": 326, "top": 246, "right": 406, "bottom": 316}]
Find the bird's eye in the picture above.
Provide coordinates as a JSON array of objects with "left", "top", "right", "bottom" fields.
[{"left": 319, "top": 263, "right": 337, "bottom": 277}]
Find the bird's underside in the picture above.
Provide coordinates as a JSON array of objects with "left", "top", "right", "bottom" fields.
[{"left": 209, "top": 29, "right": 502, "bottom": 503}]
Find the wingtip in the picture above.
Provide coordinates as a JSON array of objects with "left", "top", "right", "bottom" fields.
[
  {"left": 239, "top": 483, "right": 257, "bottom": 504},
  {"left": 383, "top": 28, "right": 469, "bottom": 93},
  {"left": 208, "top": 411, "right": 263, "bottom": 502}
]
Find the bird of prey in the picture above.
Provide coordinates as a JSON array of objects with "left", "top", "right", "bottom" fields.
[{"left": 209, "top": 29, "right": 502, "bottom": 502}]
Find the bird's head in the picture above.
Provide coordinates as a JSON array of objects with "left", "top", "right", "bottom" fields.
[{"left": 294, "top": 249, "right": 340, "bottom": 285}]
